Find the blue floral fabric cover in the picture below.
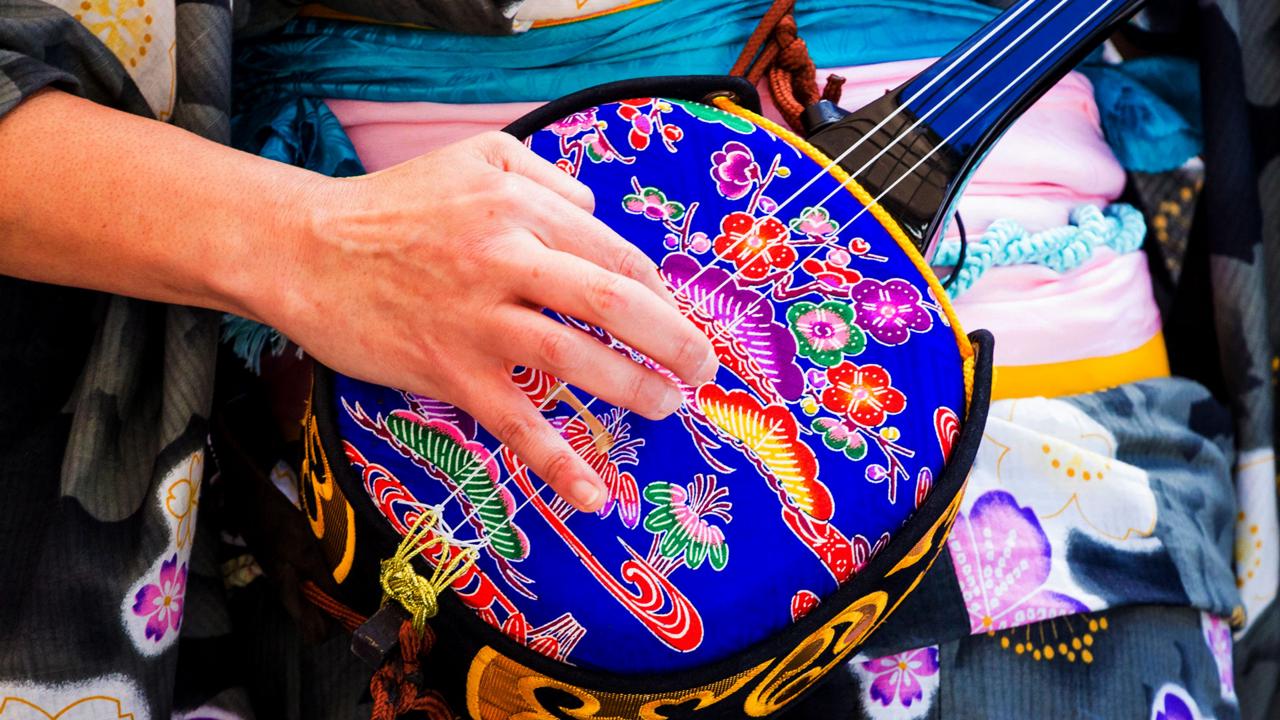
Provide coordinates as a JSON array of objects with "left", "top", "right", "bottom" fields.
[{"left": 332, "top": 98, "right": 966, "bottom": 673}]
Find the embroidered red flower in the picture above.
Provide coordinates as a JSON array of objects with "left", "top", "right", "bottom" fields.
[
  {"left": 618, "top": 100, "right": 656, "bottom": 150},
  {"left": 713, "top": 211, "right": 795, "bottom": 280},
  {"left": 801, "top": 247, "right": 863, "bottom": 289},
  {"left": 821, "top": 362, "right": 905, "bottom": 427}
]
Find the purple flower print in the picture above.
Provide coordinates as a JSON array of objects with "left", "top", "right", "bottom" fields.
[
  {"left": 849, "top": 278, "right": 933, "bottom": 346},
  {"left": 805, "top": 367, "right": 829, "bottom": 391},
  {"left": 623, "top": 186, "right": 685, "bottom": 222},
  {"left": 1202, "top": 613, "right": 1235, "bottom": 700},
  {"left": 132, "top": 554, "right": 187, "bottom": 641},
  {"left": 1152, "top": 686, "right": 1204, "bottom": 720},
  {"left": 947, "top": 491, "right": 1087, "bottom": 633},
  {"left": 859, "top": 647, "right": 939, "bottom": 709},
  {"left": 710, "top": 141, "right": 762, "bottom": 200},
  {"left": 549, "top": 108, "right": 597, "bottom": 137}
]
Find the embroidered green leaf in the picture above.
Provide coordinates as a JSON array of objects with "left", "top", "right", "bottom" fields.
[
  {"left": 385, "top": 412, "right": 527, "bottom": 560},
  {"left": 642, "top": 480, "right": 730, "bottom": 572},
  {"left": 668, "top": 99, "right": 756, "bottom": 134}
]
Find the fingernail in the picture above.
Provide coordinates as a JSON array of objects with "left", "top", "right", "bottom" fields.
[
  {"left": 656, "top": 383, "right": 683, "bottom": 417},
  {"left": 694, "top": 351, "right": 720, "bottom": 385},
  {"left": 570, "top": 478, "right": 604, "bottom": 510}
]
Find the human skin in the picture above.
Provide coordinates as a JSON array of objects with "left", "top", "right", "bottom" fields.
[{"left": 0, "top": 90, "right": 719, "bottom": 511}]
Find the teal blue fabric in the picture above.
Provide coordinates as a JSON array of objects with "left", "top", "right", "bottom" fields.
[
  {"left": 234, "top": 96, "right": 365, "bottom": 177},
  {"left": 933, "top": 203, "right": 1147, "bottom": 298},
  {"left": 233, "top": 1, "right": 998, "bottom": 108},
  {"left": 226, "top": 2, "right": 1200, "bottom": 366},
  {"left": 225, "top": 98, "right": 363, "bottom": 371},
  {"left": 1081, "top": 56, "right": 1203, "bottom": 173}
]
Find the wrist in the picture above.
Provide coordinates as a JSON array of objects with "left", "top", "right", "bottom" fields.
[{"left": 208, "top": 164, "right": 335, "bottom": 331}]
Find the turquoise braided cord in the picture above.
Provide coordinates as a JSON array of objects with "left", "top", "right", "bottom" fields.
[{"left": 933, "top": 202, "right": 1146, "bottom": 298}]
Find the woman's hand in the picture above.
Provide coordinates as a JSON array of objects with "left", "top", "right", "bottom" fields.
[
  {"left": 262, "top": 132, "right": 718, "bottom": 511},
  {"left": 0, "top": 93, "right": 712, "bottom": 512}
]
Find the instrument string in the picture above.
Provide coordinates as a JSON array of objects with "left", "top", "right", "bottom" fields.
[
  {"left": 441, "top": 0, "right": 1103, "bottom": 547},
  {"left": 671, "top": 0, "right": 1119, "bottom": 375},
  {"left": 409, "top": 0, "right": 1039, "bottom": 530},
  {"left": 666, "top": 0, "right": 1074, "bottom": 329},
  {"left": 424, "top": 0, "right": 1112, "bottom": 550}
]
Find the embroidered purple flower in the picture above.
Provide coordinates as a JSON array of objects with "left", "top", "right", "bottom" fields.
[
  {"left": 947, "top": 490, "right": 1088, "bottom": 633},
  {"left": 787, "top": 301, "right": 865, "bottom": 367},
  {"left": 850, "top": 278, "right": 933, "bottom": 346},
  {"left": 805, "top": 368, "right": 829, "bottom": 391},
  {"left": 858, "top": 647, "right": 939, "bottom": 709},
  {"left": 710, "top": 141, "right": 762, "bottom": 200},
  {"left": 789, "top": 206, "right": 840, "bottom": 240},
  {"left": 131, "top": 554, "right": 187, "bottom": 641},
  {"left": 643, "top": 475, "right": 732, "bottom": 571},
  {"left": 623, "top": 186, "right": 686, "bottom": 222},
  {"left": 549, "top": 108, "right": 597, "bottom": 137},
  {"left": 663, "top": 231, "right": 710, "bottom": 253}
]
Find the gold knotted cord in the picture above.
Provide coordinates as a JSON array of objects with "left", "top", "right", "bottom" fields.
[{"left": 380, "top": 509, "right": 478, "bottom": 635}]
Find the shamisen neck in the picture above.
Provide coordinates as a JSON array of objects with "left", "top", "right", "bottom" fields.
[{"left": 805, "top": 0, "right": 1145, "bottom": 260}]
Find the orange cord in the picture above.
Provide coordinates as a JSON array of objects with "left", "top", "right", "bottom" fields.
[
  {"left": 300, "top": 580, "right": 368, "bottom": 634},
  {"left": 301, "top": 581, "right": 455, "bottom": 719},
  {"left": 730, "top": 0, "right": 843, "bottom": 133},
  {"left": 369, "top": 621, "right": 454, "bottom": 720}
]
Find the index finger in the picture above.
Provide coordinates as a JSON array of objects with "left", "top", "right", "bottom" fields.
[
  {"left": 474, "top": 131, "right": 595, "bottom": 213},
  {"left": 464, "top": 377, "right": 606, "bottom": 513},
  {"left": 501, "top": 175, "right": 680, "bottom": 309},
  {"left": 514, "top": 248, "right": 718, "bottom": 387}
]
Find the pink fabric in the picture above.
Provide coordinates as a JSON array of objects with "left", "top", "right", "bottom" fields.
[
  {"left": 328, "top": 58, "right": 1125, "bottom": 243},
  {"left": 802, "top": 60, "right": 1124, "bottom": 241},
  {"left": 325, "top": 99, "right": 542, "bottom": 170},
  {"left": 950, "top": 248, "right": 1162, "bottom": 367},
  {"left": 326, "top": 59, "right": 1144, "bottom": 368}
]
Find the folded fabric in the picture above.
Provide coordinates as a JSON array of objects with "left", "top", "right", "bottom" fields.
[
  {"left": 234, "top": 1, "right": 999, "bottom": 109},
  {"left": 933, "top": 203, "right": 1145, "bottom": 298},
  {"left": 1082, "top": 56, "right": 1203, "bottom": 173},
  {"left": 327, "top": 58, "right": 1126, "bottom": 242},
  {"left": 324, "top": 97, "right": 538, "bottom": 170},
  {"left": 988, "top": 334, "right": 1170, "bottom": 401},
  {"left": 950, "top": 248, "right": 1163, "bottom": 367},
  {"left": 303, "top": 0, "right": 665, "bottom": 31},
  {"left": 856, "top": 378, "right": 1240, "bottom": 659},
  {"left": 814, "top": 606, "right": 1239, "bottom": 720}
]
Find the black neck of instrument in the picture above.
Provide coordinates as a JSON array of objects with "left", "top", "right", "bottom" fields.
[{"left": 806, "top": 0, "right": 1145, "bottom": 260}]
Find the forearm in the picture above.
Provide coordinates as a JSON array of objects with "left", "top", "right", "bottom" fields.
[
  {"left": 0, "top": 92, "right": 719, "bottom": 510},
  {"left": 0, "top": 89, "right": 316, "bottom": 321}
]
